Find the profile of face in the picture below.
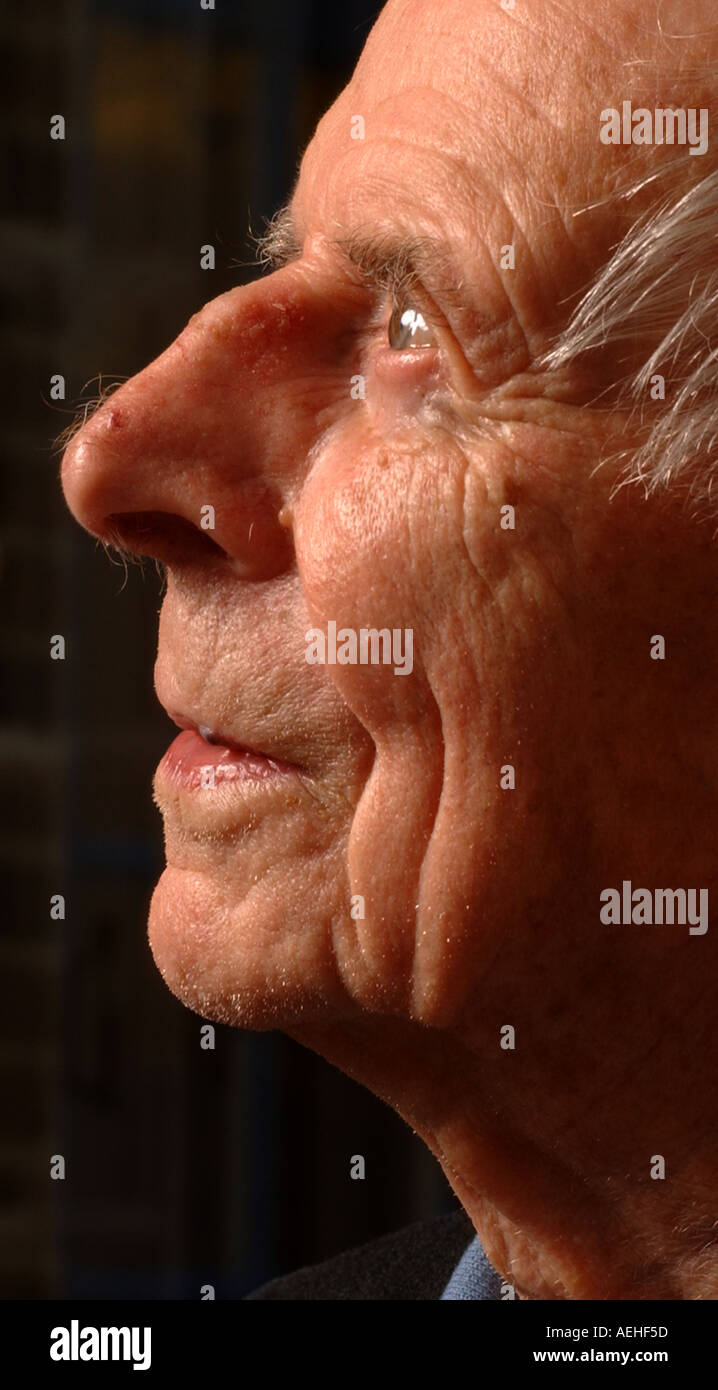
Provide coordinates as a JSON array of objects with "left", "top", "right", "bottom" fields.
[{"left": 62, "top": 0, "right": 718, "bottom": 1299}]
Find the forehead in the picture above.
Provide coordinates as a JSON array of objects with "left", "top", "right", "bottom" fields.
[
  {"left": 299, "top": 3, "right": 623, "bottom": 194},
  {"left": 292, "top": 0, "right": 641, "bottom": 291},
  {"left": 290, "top": 0, "right": 718, "bottom": 371}
]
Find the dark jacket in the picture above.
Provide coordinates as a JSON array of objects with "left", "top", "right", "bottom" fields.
[{"left": 246, "top": 1206, "right": 502, "bottom": 1300}]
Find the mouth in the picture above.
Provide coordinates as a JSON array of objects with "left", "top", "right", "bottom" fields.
[{"left": 157, "top": 711, "right": 302, "bottom": 791}]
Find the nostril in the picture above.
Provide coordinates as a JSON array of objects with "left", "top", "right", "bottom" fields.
[{"left": 105, "top": 511, "right": 228, "bottom": 566}]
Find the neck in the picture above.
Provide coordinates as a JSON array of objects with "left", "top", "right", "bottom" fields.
[{"left": 288, "top": 1010, "right": 718, "bottom": 1300}]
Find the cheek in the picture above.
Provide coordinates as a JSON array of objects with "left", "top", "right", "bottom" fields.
[
  {"left": 296, "top": 418, "right": 469, "bottom": 724},
  {"left": 295, "top": 415, "right": 559, "bottom": 744},
  {"left": 294, "top": 417, "right": 600, "bottom": 1021},
  {"left": 295, "top": 419, "right": 502, "bottom": 1012}
]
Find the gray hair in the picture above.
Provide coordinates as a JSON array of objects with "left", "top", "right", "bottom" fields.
[{"left": 539, "top": 164, "right": 718, "bottom": 511}]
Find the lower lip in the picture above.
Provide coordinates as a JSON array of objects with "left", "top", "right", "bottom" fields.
[{"left": 157, "top": 729, "right": 296, "bottom": 790}]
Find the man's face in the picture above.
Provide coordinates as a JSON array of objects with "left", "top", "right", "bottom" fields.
[{"left": 61, "top": 0, "right": 718, "bottom": 1045}]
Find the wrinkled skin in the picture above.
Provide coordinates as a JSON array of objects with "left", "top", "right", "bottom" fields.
[{"left": 62, "top": 0, "right": 718, "bottom": 1298}]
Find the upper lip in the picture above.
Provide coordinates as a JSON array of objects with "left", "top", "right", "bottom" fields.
[{"left": 162, "top": 707, "right": 301, "bottom": 770}]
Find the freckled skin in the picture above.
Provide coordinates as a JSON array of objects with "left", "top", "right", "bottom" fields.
[{"left": 61, "top": 0, "right": 718, "bottom": 1299}]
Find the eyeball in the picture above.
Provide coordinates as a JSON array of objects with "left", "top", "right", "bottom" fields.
[{"left": 387, "top": 303, "right": 437, "bottom": 350}]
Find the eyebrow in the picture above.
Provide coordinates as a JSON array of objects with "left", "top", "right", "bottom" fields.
[{"left": 253, "top": 201, "right": 465, "bottom": 306}]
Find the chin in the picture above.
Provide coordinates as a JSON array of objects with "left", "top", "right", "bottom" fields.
[{"left": 147, "top": 865, "right": 349, "bottom": 1030}]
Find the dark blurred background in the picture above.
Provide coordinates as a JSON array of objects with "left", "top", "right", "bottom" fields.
[{"left": 1, "top": 0, "right": 457, "bottom": 1298}]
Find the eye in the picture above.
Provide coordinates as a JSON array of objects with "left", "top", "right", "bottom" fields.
[{"left": 387, "top": 301, "right": 438, "bottom": 350}]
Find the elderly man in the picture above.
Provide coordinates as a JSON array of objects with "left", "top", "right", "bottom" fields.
[{"left": 61, "top": 0, "right": 718, "bottom": 1301}]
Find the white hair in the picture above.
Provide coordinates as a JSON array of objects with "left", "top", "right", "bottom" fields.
[{"left": 539, "top": 165, "right": 718, "bottom": 511}]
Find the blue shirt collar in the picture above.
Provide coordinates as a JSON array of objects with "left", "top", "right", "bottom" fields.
[{"left": 440, "top": 1235, "right": 504, "bottom": 1300}]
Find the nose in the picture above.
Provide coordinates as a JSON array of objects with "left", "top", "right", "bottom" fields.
[{"left": 61, "top": 268, "right": 319, "bottom": 580}]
